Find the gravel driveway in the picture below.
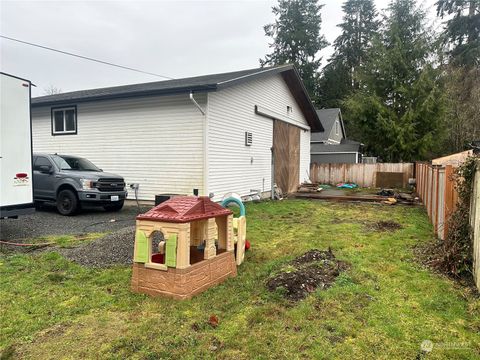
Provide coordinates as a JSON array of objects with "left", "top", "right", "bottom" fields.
[{"left": 0, "top": 203, "right": 152, "bottom": 241}]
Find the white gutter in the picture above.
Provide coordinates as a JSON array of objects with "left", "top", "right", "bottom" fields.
[
  {"left": 189, "top": 91, "right": 205, "bottom": 115},
  {"left": 217, "top": 65, "right": 292, "bottom": 86}
]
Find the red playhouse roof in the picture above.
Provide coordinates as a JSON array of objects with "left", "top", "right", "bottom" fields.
[{"left": 136, "top": 196, "right": 233, "bottom": 223}]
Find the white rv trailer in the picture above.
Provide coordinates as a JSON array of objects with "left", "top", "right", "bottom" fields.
[{"left": 0, "top": 72, "right": 35, "bottom": 218}]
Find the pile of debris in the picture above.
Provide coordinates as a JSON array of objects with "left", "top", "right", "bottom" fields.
[
  {"left": 297, "top": 182, "right": 331, "bottom": 193},
  {"left": 377, "top": 189, "right": 418, "bottom": 205}
]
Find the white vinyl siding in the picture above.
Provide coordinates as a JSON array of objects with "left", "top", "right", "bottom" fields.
[
  {"left": 206, "top": 74, "right": 310, "bottom": 201},
  {"left": 32, "top": 94, "right": 206, "bottom": 200}
]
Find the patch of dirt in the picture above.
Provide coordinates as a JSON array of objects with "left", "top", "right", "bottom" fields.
[
  {"left": 266, "top": 249, "right": 348, "bottom": 301},
  {"left": 60, "top": 226, "right": 135, "bottom": 268},
  {"left": 369, "top": 220, "right": 402, "bottom": 232}
]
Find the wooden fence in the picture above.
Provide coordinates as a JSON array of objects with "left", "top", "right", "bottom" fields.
[
  {"left": 416, "top": 163, "right": 457, "bottom": 240},
  {"left": 471, "top": 168, "right": 480, "bottom": 289},
  {"left": 416, "top": 162, "right": 480, "bottom": 289},
  {"left": 310, "top": 163, "right": 414, "bottom": 188}
]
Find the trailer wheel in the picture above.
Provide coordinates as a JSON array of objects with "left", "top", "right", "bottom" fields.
[{"left": 57, "top": 189, "right": 79, "bottom": 216}]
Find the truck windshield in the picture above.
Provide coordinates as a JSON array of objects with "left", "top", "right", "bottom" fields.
[{"left": 52, "top": 155, "right": 101, "bottom": 171}]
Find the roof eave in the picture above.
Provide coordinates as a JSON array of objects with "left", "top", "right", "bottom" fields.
[
  {"left": 280, "top": 67, "right": 324, "bottom": 132},
  {"left": 216, "top": 64, "right": 294, "bottom": 90},
  {"left": 31, "top": 84, "right": 218, "bottom": 108}
]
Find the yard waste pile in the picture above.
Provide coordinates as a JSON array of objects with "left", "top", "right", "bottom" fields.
[
  {"left": 266, "top": 249, "right": 348, "bottom": 301},
  {"left": 377, "top": 188, "right": 417, "bottom": 205}
]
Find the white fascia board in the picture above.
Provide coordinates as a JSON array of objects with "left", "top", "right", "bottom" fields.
[
  {"left": 217, "top": 65, "right": 292, "bottom": 86},
  {"left": 255, "top": 105, "right": 310, "bottom": 130}
]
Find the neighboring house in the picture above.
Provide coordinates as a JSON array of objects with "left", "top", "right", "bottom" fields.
[
  {"left": 310, "top": 108, "right": 362, "bottom": 164},
  {"left": 31, "top": 65, "right": 323, "bottom": 201}
]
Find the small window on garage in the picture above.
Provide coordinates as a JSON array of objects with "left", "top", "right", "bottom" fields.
[{"left": 51, "top": 106, "right": 77, "bottom": 135}]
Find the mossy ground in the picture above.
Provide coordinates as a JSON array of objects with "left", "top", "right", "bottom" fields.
[{"left": 1, "top": 200, "right": 479, "bottom": 359}]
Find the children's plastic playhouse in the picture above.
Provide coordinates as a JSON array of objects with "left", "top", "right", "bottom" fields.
[{"left": 131, "top": 196, "right": 247, "bottom": 299}]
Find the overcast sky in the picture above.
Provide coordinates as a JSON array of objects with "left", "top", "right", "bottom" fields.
[{"left": 1, "top": 0, "right": 438, "bottom": 97}]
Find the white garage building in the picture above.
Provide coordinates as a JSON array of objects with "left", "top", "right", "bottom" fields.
[{"left": 31, "top": 65, "right": 323, "bottom": 201}]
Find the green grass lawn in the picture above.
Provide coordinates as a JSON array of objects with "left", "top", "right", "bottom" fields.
[{"left": 1, "top": 200, "right": 479, "bottom": 359}]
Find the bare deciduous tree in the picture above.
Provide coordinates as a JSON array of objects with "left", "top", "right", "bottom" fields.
[
  {"left": 443, "top": 66, "right": 480, "bottom": 153},
  {"left": 43, "top": 85, "right": 62, "bottom": 95}
]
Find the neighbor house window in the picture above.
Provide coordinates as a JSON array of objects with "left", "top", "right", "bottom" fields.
[
  {"left": 335, "top": 121, "right": 339, "bottom": 136},
  {"left": 51, "top": 106, "right": 77, "bottom": 135}
]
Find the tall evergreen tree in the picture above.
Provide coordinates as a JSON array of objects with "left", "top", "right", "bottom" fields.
[
  {"left": 436, "top": 0, "right": 480, "bottom": 66},
  {"left": 343, "top": 0, "right": 445, "bottom": 161},
  {"left": 333, "top": 0, "right": 379, "bottom": 89},
  {"left": 318, "top": 60, "right": 351, "bottom": 109},
  {"left": 318, "top": 0, "right": 378, "bottom": 110},
  {"left": 260, "top": 0, "right": 328, "bottom": 101}
]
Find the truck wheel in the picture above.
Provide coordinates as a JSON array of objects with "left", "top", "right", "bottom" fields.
[
  {"left": 104, "top": 200, "right": 124, "bottom": 212},
  {"left": 56, "top": 189, "right": 79, "bottom": 216}
]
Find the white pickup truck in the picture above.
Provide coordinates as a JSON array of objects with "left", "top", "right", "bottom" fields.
[{"left": 0, "top": 72, "right": 35, "bottom": 218}]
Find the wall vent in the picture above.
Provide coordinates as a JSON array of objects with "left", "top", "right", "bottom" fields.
[{"left": 245, "top": 131, "right": 253, "bottom": 146}]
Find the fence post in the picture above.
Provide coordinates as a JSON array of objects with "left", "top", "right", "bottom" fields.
[
  {"left": 423, "top": 164, "right": 427, "bottom": 202},
  {"left": 435, "top": 167, "right": 440, "bottom": 235},
  {"left": 428, "top": 166, "right": 435, "bottom": 221},
  {"left": 417, "top": 164, "right": 421, "bottom": 199},
  {"left": 443, "top": 165, "right": 455, "bottom": 239}
]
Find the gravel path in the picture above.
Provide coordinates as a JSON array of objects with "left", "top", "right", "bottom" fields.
[
  {"left": 60, "top": 226, "right": 136, "bottom": 268},
  {"left": 0, "top": 204, "right": 151, "bottom": 241}
]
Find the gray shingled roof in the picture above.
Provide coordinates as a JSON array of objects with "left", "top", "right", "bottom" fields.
[
  {"left": 32, "top": 67, "right": 279, "bottom": 106},
  {"left": 31, "top": 64, "right": 323, "bottom": 132},
  {"left": 311, "top": 108, "right": 342, "bottom": 141}
]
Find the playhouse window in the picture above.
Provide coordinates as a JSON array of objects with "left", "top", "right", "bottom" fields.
[{"left": 150, "top": 231, "right": 166, "bottom": 264}]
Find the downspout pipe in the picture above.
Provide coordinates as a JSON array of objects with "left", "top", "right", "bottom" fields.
[
  {"left": 189, "top": 91, "right": 208, "bottom": 197},
  {"left": 189, "top": 91, "right": 205, "bottom": 115}
]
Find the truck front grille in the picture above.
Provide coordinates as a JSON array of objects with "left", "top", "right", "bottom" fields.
[{"left": 95, "top": 178, "right": 125, "bottom": 192}]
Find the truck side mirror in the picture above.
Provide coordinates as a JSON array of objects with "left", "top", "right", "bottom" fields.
[{"left": 39, "top": 165, "right": 53, "bottom": 174}]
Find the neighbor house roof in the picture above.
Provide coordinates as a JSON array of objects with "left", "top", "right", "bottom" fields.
[
  {"left": 311, "top": 142, "right": 361, "bottom": 154},
  {"left": 310, "top": 108, "right": 345, "bottom": 141},
  {"left": 136, "top": 196, "right": 232, "bottom": 223},
  {"left": 32, "top": 65, "right": 323, "bottom": 132}
]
